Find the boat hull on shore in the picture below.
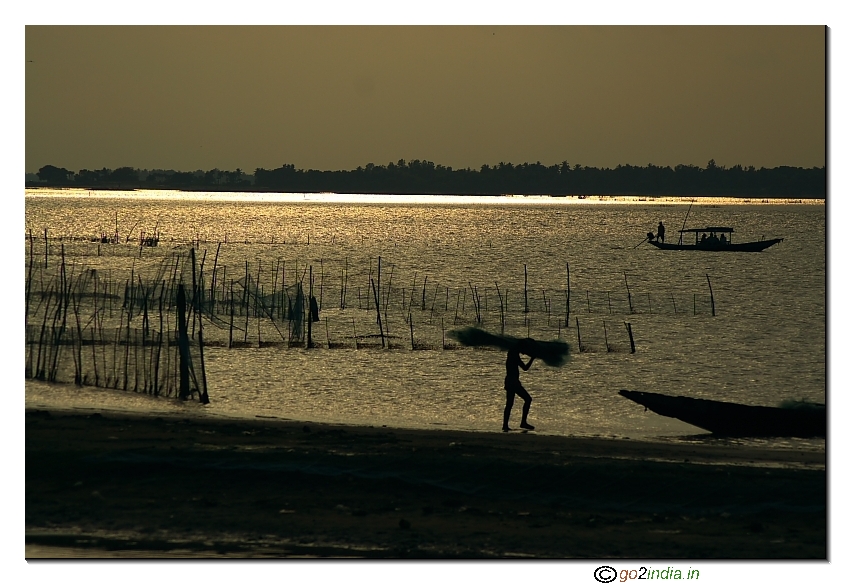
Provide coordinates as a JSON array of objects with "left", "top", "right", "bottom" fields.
[{"left": 619, "top": 390, "right": 825, "bottom": 437}]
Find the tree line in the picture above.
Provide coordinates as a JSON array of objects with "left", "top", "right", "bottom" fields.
[{"left": 30, "top": 159, "right": 826, "bottom": 198}]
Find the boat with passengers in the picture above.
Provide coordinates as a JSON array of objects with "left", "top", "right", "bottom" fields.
[{"left": 648, "top": 226, "right": 783, "bottom": 252}]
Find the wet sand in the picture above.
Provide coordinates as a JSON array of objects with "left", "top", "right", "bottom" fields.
[{"left": 25, "top": 408, "right": 826, "bottom": 559}]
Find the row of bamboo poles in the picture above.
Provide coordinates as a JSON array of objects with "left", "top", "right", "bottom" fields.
[
  {"left": 25, "top": 235, "right": 719, "bottom": 399},
  {"left": 25, "top": 240, "right": 209, "bottom": 402},
  {"left": 32, "top": 233, "right": 718, "bottom": 321}
]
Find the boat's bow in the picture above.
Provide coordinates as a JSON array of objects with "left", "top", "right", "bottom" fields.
[{"left": 619, "top": 390, "right": 825, "bottom": 437}]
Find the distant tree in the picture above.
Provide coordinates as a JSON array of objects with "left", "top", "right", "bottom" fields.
[
  {"left": 110, "top": 167, "right": 139, "bottom": 184},
  {"left": 37, "top": 165, "right": 73, "bottom": 184},
  {"left": 31, "top": 159, "right": 825, "bottom": 198}
]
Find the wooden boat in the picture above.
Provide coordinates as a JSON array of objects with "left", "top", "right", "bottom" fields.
[
  {"left": 648, "top": 226, "right": 782, "bottom": 252},
  {"left": 618, "top": 390, "right": 825, "bottom": 437}
]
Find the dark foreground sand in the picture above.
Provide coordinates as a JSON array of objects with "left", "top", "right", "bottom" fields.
[{"left": 25, "top": 408, "right": 826, "bottom": 559}]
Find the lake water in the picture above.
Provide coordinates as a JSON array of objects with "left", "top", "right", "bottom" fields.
[{"left": 24, "top": 190, "right": 825, "bottom": 450}]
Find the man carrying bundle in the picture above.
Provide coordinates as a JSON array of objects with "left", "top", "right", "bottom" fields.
[
  {"left": 503, "top": 338, "right": 537, "bottom": 432},
  {"left": 446, "top": 327, "right": 570, "bottom": 433}
]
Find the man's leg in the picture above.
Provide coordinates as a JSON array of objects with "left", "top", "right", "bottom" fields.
[
  {"left": 516, "top": 385, "right": 534, "bottom": 430},
  {"left": 503, "top": 389, "right": 515, "bottom": 431}
]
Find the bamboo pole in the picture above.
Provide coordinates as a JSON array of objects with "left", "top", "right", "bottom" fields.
[
  {"left": 706, "top": 274, "right": 716, "bottom": 316},
  {"left": 177, "top": 284, "right": 191, "bottom": 400},
  {"left": 211, "top": 241, "right": 222, "bottom": 313},
  {"left": 196, "top": 264, "right": 210, "bottom": 404},
  {"left": 384, "top": 264, "right": 394, "bottom": 314},
  {"left": 257, "top": 284, "right": 262, "bottom": 346},
  {"left": 409, "top": 273, "right": 417, "bottom": 320},
  {"left": 625, "top": 322, "right": 636, "bottom": 353},
  {"left": 441, "top": 317, "right": 446, "bottom": 349},
  {"left": 229, "top": 280, "right": 235, "bottom": 349},
  {"left": 155, "top": 280, "right": 164, "bottom": 395},
  {"left": 90, "top": 326, "right": 99, "bottom": 386},
  {"left": 376, "top": 256, "right": 381, "bottom": 320},
  {"left": 421, "top": 275, "right": 428, "bottom": 310},
  {"left": 26, "top": 230, "right": 34, "bottom": 333},
  {"left": 71, "top": 279, "right": 83, "bottom": 385},
  {"left": 340, "top": 262, "right": 345, "bottom": 309},
  {"left": 524, "top": 264, "right": 529, "bottom": 313},
  {"left": 244, "top": 262, "right": 249, "bottom": 343},
  {"left": 495, "top": 282, "right": 505, "bottom": 335},
  {"left": 271, "top": 258, "right": 280, "bottom": 319},
  {"left": 371, "top": 278, "right": 385, "bottom": 348},
  {"left": 603, "top": 320, "right": 610, "bottom": 352},
  {"left": 325, "top": 317, "right": 331, "bottom": 348},
  {"left": 34, "top": 280, "right": 55, "bottom": 380},
  {"left": 367, "top": 259, "right": 373, "bottom": 312},
  {"left": 575, "top": 317, "right": 583, "bottom": 352},
  {"left": 307, "top": 265, "right": 314, "bottom": 348},
  {"left": 49, "top": 245, "right": 70, "bottom": 383},
  {"left": 430, "top": 282, "right": 438, "bottom": 324},
  {"left": 190, "top": 249, "right": 199, "bottom": 338},
  {"left": 342, "top": 257, "right": 348, "bottom": 309},
  {"left": 461, "top": 287, "right": 467, "bottom": 317}
]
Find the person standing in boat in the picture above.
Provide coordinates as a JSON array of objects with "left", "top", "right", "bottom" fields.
[
  {"left": 657, "top": 221, "right": 666, "bottom": 243},
  {"left": 503, "top": 339, "right": 537, "bottom": 432}
]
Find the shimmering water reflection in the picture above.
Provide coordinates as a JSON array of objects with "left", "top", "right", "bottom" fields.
[{"left": 24, "top": 191, "right": 825, "bottom": 448}]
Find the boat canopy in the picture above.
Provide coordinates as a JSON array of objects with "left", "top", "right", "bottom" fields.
[{"left": 679, "top": 227, "right": 734, "bottom": 233}]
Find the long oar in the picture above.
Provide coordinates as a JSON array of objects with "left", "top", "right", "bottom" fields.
[{"left": 634, "top": 231, "right": 654, "bottom": 249}]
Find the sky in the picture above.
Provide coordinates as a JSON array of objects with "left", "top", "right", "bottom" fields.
[{"left": 24, "top": 23, "right": 826, "bottom": 174}]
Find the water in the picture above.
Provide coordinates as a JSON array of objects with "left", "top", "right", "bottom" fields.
[{"left": 24, "top": 190, "right": 825, "bottom": 449}]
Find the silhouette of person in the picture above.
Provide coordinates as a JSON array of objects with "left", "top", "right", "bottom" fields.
[
  {"left": 503, "top": 338, "right": 537, "bottom": 432},
  {"left": 657, "top": 221, "right": 665, "bottom": 243},
  {"left": 719, "top": 233, "right": 727, "bottom": 245}
]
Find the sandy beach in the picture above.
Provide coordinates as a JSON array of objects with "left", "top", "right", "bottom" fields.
[{"left": 25, "top": 406, "right": 825, "bottom": 559}]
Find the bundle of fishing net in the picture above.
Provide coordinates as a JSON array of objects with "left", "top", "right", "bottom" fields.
[{"left": 448, "top": 327, "right": 571, "bottom": 367}]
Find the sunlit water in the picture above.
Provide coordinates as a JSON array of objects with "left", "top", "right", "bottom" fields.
[{"left": 24, "top": 190, "right": 825, "bottom": 450}]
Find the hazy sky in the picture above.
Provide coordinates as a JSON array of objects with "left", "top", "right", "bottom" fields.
[{"left": 25, "top": 25, "right": 825, "bottom": 173}]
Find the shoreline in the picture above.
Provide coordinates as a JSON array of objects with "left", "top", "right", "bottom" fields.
[
  {"left": 26, "top": 406, "right": 826, "bottom": 558},
  {"left": 25, "top": 186, "right": 826, "bottom": 203},
  {"left": 24, "top": 378, "right": 826, "bottom": 462}
]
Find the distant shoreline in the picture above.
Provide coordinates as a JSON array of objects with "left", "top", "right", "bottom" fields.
[
  {"left": 24, "top": 184, "right": 826, "bottom": 200},
  {"left": 27, "top": 160, "right": 827, "bottom": 199}
]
